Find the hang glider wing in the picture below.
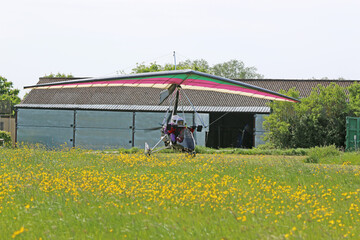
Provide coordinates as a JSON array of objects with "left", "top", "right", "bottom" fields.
[{"left": 24, "top": 70, "right": 300, "bottom": 103}]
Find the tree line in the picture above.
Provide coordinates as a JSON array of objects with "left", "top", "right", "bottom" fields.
[
  {"left": 0, "top": 76, "right": 21, "bottom": 109},
  {"left": 130, "top": 59, "right": 264, "bottom": 79}
]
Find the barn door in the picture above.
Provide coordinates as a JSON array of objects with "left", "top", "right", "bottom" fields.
[
  {"left": 133, "top": 112, "right": 165, "bottom": 148},
  {"left": 75, "top": 110, "right": 133, "bottom": 150},
  {"left": 17, "top": 109, "right": 74, "bottom": 148}
]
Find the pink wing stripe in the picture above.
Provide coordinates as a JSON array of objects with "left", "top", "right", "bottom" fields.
[{"left": 48, "top": 77, "right": 295, "bottom": 102}]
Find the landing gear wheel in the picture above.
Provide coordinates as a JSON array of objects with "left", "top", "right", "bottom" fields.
[
  {"left": 144, "top": 142, "right": 151, "bottom": 156},
  {"left": 186, "top": 151, "right": 196, "bottom": 158}
]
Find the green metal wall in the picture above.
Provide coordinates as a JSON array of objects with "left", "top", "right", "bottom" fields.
[
  {"left": 75, "top": 111, "right": 133, "bottom": 149},
  {"left": 254, "top": 114, "right": 268, "bottom": 147},
  {"left": 16, "top": 108, "right": 208, "bottom": 150},
  {"left": 17, "top": 109, "right": 74, "bottom": 148},
  {"left": 345, "top": 117, "right": 360, "bottom": 151}
]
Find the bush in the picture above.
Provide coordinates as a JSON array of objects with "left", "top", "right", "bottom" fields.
[
  {"left": 256, "top": 142, "right": 277, "bottom": 150},
  {"left": 129, "top": 147, "right": 140, "bottom": 153},
  {"left": 0, "top": 131, "right": 12, "bottom": 147},
  {"left": 305, "top": 145, "right": 340, "bottom": 163},
  {"left": 195, "top": 146, "right": 217, "bottom": 154},
  {"left": 118, "top": 147, "right": 140, "bottom": 154},
  {"left": 264, "top": 84, "right": 350, "bottom": 149}
]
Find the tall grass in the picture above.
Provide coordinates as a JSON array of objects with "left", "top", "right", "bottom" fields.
[
  {"left": 114, "top": 146, "right": 310, "bottom": 156},
  {"left": 1, "top": 148, "right": 359, "bottom": 239},
  {"left": 305, "top": 145, "right": 340, "bottom": 163}
]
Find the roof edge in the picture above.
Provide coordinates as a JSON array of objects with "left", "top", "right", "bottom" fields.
[{"left": 15, "top": 104, "right": 270, "bottom": 113}]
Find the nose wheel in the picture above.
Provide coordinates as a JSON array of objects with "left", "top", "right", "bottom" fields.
[
  {"left": 144, "top": 142, "right": 151, "bottom": 156},
  {"left": 186, "top": 151, "right": 196, "bottom": 157}
]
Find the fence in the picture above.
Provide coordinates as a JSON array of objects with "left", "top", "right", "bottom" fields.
[
  {"left": 0, "top": 100, "right": 15, "bottom": 145},
  {"left": 345, "top": 116, "right": 360, "bottom": 151}
]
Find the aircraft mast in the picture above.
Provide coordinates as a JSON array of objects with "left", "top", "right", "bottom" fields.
[
  {"left": 173, "top": 88, "right": 180, "bottom": 115},
  {"left": 173, "top": 51, "right": 177, "bottom": 70}
]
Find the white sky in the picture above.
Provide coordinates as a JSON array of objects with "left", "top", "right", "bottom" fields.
[{"left": 1, "top": 0, "right": 360, "bottom": 97}]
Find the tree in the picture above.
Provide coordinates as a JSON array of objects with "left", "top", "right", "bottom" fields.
[
  {"left": 212, "top": 60, "right": 264, "bottom": 79},
  {"left": 295, "top": 83, "right": 349, "bottom": 147},
  {"left": 348, "top": 82, "right": 360, "bottom": 117},
  {"left": 43, "top": 73, "right": 74, "bottom": 78},
  {"left": 263, "top": 88, "right": 300, "bottom": 148},
  {"left": 131, "top": 59, "right": 263, "bottom": 79},
  {"left": 131, "top": 59, "right": 212, "bottom": 74},
  {"left": 131, "top": 62, "right": 163, "bottom": 73},
  {"left": 0, "top": 75, "right": 21, "bottom": 107},
  {"left": 173, "top": 59, "right": 212, "bottom": 73},
  {"left": 264, "top": 83, "right": 349, "bottom": 148}
]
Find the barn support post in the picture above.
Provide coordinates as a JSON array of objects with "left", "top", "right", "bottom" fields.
[
  {"left": 192, "top": 112, "right": 196, "bottom": 144},
  {"left": 253, "top": 114, "right": 256, "bottom": 147},
  {"left": 14, "top": 108, "right": 18, "bottom": 147},
  {"left": 218, "top": 125, "right": 221, "bottom": 148},
  {"left": 9, "top": 104, "right": 11, "bottom": 140},
  {"left": 131, "top": 112, "right": 135, "bottom": 148},
  {"left": 72, "top": 110, "right": 77, "bottom": 148}
]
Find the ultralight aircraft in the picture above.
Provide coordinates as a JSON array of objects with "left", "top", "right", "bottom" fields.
[{"left": 25, "top": 70, "right": 299, "bottom": 156}]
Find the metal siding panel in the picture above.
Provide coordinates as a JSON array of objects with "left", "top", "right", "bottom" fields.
[
  {"left": 134, "top": 129, "right": 162, "bottom": 149},
  {"left": 254, "top": 132, "right": 266, "bottom": 147},
  {"left": 134, "top": 112, "right": 165, "bottom": 130},
  {"left": 134, "top": 112, "right": 165, "bottom": 148},
  {"left": 134, "top": 112, "right": 194, "bottom": 128},
  {"left": 75, "top": 128, "right": 132, "bottom": 150},
  {"left": 194, "top": 113, "right": 209, "bottom": 146},
  {"left": 254, "top": 114, "right": 268, "bottom": 132},
  {"left": 346, "top": 117, "right": 360, "bottom": 151},
  {"left": 17, "top": 109, "right": 74, "bottom": 127},
  {"left": 76, "top": 110, "right": 133, "bottom": 129},
  {"left": 75, "top": 111, "right": 133, "bottom": 149},
  {"left": 17, "top": 126, "right": 73, "bottom": 148},
  {"left": 178, "top": 113, "right": 195, "bottom": 125},
  {"left": 254, "top": 114, "right": 269, "bottom": 147}
]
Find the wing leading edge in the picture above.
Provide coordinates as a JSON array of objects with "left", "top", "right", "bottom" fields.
[{"left": 24, "top": 70, "right": 300, "bottom": 103}]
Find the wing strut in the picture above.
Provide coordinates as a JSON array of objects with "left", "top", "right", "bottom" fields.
[
  {"left": 181, "top": 88, "right": 208, "bottom": 128},
  {"left": 172, "top": 86, "right": 180, "bottom": 116}
]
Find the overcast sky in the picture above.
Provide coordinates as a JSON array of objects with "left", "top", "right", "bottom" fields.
[{"left": 1, "top": 0, "right": 360, "bottom": 97}]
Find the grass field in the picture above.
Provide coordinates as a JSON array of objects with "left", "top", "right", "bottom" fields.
[{"left": 1, "top": 148, "right": 360, "bottom": 239}]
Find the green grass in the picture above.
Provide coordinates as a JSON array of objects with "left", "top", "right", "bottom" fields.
[
  {"left": 110, "top": 146, "right": 310, "bottom": 156},
  {"left": 316, "top": 151, "right": 360, "bottom": 165},
  {"left": 1, "top": 148, "right": 360, "bottom": 239},
  {"left": 195, "top": 146, "right": 309, "bottom": 156},
  {"left": 304, "top": 145, "right": 360, "bottom": 165}
]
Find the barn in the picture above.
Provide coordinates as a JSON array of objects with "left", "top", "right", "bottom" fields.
[{"left": 15, "top": 75, "right": 357, "bottom": 150}]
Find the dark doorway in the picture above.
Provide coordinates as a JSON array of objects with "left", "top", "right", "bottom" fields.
[{"left": 206, "top": 113, "right": 254, "bottom": 148}]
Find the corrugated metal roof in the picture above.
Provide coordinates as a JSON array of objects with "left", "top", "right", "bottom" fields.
[
  {"left": 237, "top": 79, "right": 358, "bottom": 98},
  {"left": 15, "top": 104, "right": 270, "bottom": 113}
]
